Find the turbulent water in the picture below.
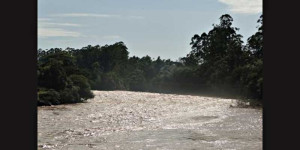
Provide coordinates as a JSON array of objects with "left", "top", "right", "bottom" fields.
[{"left": 38, "top": 91, "right": 262, "bottom": 150}]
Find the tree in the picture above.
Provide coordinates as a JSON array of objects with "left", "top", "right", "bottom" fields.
[
  {"left": 69, "top": 74, "right": 94, "bottom": 100},
  {"left": 38, "top": 59, "right": 67, "bottom": 91},
  {"left": 186, "top": 14, "right": 245, "bottom": 87},
  {"left": 247, "top": 14, "right": 263, "bottom": 59},
  {"left": 241, "top": 14, "right": 263, "bottom": 99},
  {"left": 37, "top": 49, "right": 95, "bottom": 105}
]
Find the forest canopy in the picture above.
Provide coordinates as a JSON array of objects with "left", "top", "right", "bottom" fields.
[{"left": 37, "top": 14, "right": 263, "bottom": 106}]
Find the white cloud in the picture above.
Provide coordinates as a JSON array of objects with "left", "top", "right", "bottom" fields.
[
  {"left": 39, "top": 22, "right": 81, "bottom": 27},
  {"left": 51, "top": 13, "right": 120, "bottom": 18},
  {"left": 218, "top": 0, "right": 262, "bottom": 14},
  {"left": 38, "top": 28, "right": 81, "bottom": 37},
  {"left": 50, "top": 13, "right": 145, "bottom": 20},
  {"left": 38, "top": 18, "right": 52, "bottom": 21},
  {"left": 38, "top": 18, "right": 82, "bottom": 37}
]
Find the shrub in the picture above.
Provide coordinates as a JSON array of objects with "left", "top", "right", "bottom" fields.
[
  {"left": 69, "top": 74, "right": 94, "bottom": 100},
  {"left": 127, "top": 69, "right": 146, "bottom": 91},
  {"left": 90, "top": 75, "right": 102, "bottom": 90},
  {"left": 38, "top": 89, "right": 60, "bottom": 105},
  {"left": 60, "top": 86, "right": 81, "bottom": 103},
  {"left": 99, "top": 72, "right": 125, "bottom": 90}
]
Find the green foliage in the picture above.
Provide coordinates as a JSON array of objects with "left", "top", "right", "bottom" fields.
[
  {"left": 99, "top": 72, "right": 126, "bottom": 90},
  {"left": 89, "top": 75, "right": 102, "bottom": 90},
  {"left": 37, "top": 14, "right": 263, "bottom": 104},
  {"left": 38, "top": 60, "right": 68, "bottom": 91},
  {"left": 38, "top": 89, "right": 61, "bottom": 105},
  {"left": 181, "top": 14, "right": 263, "bottom": 100},
  {"left": 37, "top": 50, "right": 94, "bottom": 105},
  {"left": 60, "top": 86, "right": 81, "bottom": 104},
  {"left": 69, "top": 74, "right": 94, "bottom": 99},
  {"left": 127, "top": 69, "right": 146, "bottom": 91}
]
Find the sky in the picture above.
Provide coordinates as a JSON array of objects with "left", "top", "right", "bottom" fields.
[{"left": 38, "top": 0, "right": 262, "bottom": 61}]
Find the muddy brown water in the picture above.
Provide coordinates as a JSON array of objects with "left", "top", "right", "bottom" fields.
[{"left": 38, "top": 91, "right": 262, "bottom": 150}]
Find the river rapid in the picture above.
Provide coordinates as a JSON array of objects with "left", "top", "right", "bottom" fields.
[{"left": 38, "top": 90, "right": 262, "bottom": 150}]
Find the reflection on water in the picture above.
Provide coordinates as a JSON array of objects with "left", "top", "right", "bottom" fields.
[{"left": 38, "top": 91, "right": 262, "bottom": 150}]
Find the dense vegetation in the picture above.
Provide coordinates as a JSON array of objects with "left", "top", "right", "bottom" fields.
[{"left": 37, "top": 14, "right": 263, "bottom": 106}]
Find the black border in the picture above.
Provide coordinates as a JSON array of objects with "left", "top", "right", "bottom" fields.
[
  {"left": 3, "top": 0, "right": 300, "bottom": 149},
  {"left": 3, "top": 0, "right": 37, "bottom": 149},
  {"left": 264, "top": 0, "right": 300, "bottom": 149}
]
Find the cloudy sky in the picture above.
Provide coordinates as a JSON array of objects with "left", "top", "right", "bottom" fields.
[{"left": 38, "top": 0, "right": 262, "bottom": 60}]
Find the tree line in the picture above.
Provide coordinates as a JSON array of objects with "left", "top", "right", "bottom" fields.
[{"left": 37, "top": 14, "right": 263, "bottom": 106}]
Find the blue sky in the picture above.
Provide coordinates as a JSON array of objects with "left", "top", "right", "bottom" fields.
[{"left": 38, "top": 0, "right": 262, "bottom": 61}]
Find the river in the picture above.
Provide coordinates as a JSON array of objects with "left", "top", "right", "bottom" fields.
[{"left": 38, "top": 90, "right": 262, "bottom": 150}]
